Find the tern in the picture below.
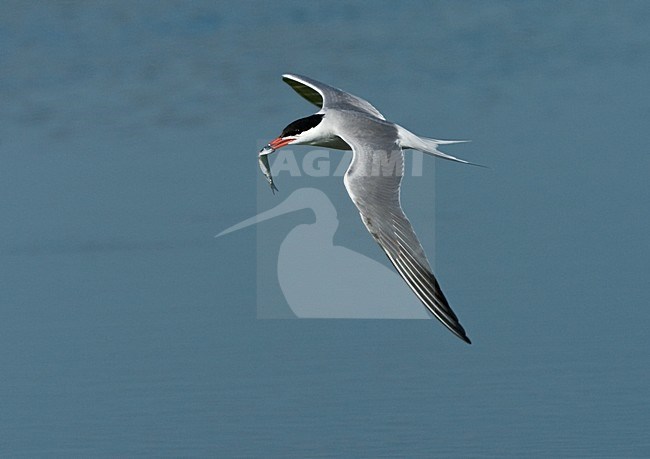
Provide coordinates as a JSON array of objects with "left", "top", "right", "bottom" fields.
[{"left": 261, "top": 73, "right": 476, "bottom": 343}]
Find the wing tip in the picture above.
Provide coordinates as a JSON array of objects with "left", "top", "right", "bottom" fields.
[
  {"left": 449, "top": 322, "right": 472, "bottom": 344},
  {"left": 282, "top": 73, "right": 303, "bottom": 82}
]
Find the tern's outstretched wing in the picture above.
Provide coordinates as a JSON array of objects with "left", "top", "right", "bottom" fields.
[
  {"left": 282, "top": 73, "right": 386, "bottom": 121},
  {"left": 339, "top": 119, "right": 471, "bottom": 343}
]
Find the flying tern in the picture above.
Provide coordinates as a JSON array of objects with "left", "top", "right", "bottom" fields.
[{"left": 260, "top": 73, "right": 476, "bottom": 343}]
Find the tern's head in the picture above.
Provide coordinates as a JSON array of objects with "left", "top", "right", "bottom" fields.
[{"left": 268, "top": 114, "right": 324, "bottom": 149}]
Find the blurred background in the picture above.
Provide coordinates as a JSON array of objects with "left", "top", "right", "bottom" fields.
[{"left": 1, "top": 0, "right": 649, "bottom": 456}]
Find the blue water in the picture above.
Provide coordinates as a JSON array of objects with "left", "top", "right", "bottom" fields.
[{"left": 2, "top": 1, "right": 649, "bottom": 456}]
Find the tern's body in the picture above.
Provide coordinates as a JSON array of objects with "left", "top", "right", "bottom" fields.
[{"left": 261, "top": 73, "right": 475, "bottom": 343}]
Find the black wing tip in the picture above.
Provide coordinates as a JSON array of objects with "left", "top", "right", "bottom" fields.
[
  {"left": 452, "top": 323, "right": 472, "bottom": 344},
  {"left": 445, "top": 317, "right": 471, "bottom": 344}
]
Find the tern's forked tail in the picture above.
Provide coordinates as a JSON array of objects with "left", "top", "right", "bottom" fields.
[{"left": 396, "top": 125, "right": 484, "bottom": 167}]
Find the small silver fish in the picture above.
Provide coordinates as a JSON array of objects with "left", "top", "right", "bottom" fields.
[
  {"left": 258, "top": 145, "right": 278, "bottom": 194},
  {"left": 259, "top": 144, "right": 275, "bottom": 156}
]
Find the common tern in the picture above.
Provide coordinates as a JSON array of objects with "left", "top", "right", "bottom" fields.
[{"left": 260, "top": 73, "right": 476, "bottom": 343}]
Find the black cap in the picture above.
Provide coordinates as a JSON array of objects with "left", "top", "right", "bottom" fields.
[{"left": 281, "top": 114, "right": 324, "bottom": 138}]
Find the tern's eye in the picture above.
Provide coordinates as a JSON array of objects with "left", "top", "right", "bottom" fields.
[{"left": 282, "top": 127, "right": 300, "bottom": 137}]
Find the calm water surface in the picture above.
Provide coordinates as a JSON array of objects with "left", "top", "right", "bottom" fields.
[{"left": 1, "top": 1, "right": 649, "bottom": 457}]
